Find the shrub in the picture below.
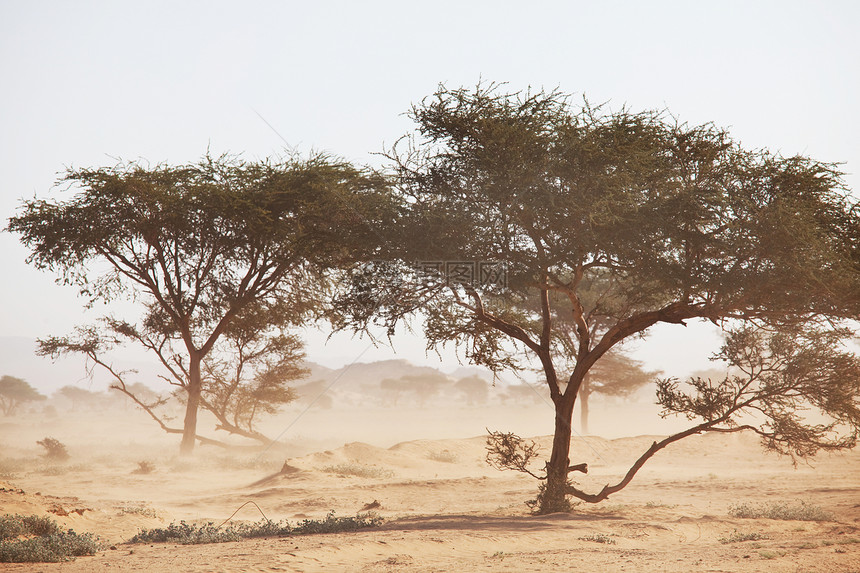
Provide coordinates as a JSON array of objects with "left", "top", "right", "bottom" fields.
[
  {"left": 578, "top": 533, "right": 615, "bottom": 544},
  {"left": 728, "top": 500, "right": 834, "bottom": 521},
  {"left": 719, "top": 530, "right": 770, "bottom": 544},
  {"left": 36, "top": 438, "right": 69, "bottom": 461},
  {"left": 0, "top": 514, "right": 99, "bottom": 563},
  {"left": 129, "top": 512, "right": 383, "bottom": 545},
  {"left": 132, "top": 461, "right": 155, "bottom": 475}
]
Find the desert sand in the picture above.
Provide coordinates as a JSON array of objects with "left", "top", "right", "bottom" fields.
[{"left": 1, "top": 397, "right": 859, "bottom": 572}]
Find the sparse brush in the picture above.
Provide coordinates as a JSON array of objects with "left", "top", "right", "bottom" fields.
[
  {"left": 578, "top": 533, "right": 616, "bottom": 544},
  {"left": 426, "top": 450, "right": 458, "bottom": 463},
  {"left": 132, "top": 461, "right": 155, "bottom": 475},
  {"left": 129, "top": 512, "right": 382, "bottom": 545},
  {"left": 0, "top": 460, "right": 20, "bottom": 480},
  {"left": 728, "top": 500, "right": 834, "bottom": 521},
  {"left": 321, "top": 463, "right": 394, "bottom": 479},
  {"left": 116, "top": 505, "right": 159, "bottom": 519},
  {"left": 644, "top": 501, "right": 675, "bottom": 509},
  {"left": 36, "top": 438, "right": 69, "bottom": 462},
  {"left": 0, "top": 514, "right": 99, "bottom": 563},
  {"left": 719, "top": 530, "right": 770, "bottom": 543}
]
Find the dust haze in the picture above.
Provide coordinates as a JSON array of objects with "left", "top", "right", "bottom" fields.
[{"left": 2, "top": 355, "right": 859, "bottom": 571}]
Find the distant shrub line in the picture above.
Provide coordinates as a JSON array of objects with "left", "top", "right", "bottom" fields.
[
  {"left": 728, "top": 500, "right": 834, "bottom": 522},
  {"left": 129, "top": 511, "right": 383, "bottom": 545}
]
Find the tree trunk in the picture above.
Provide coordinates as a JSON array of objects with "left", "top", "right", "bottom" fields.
[
  {"left": 180, "top": 355, "right": 202, "bottom": 455},
  {"left": 580, "top": 389, "right": 590, "bottom": 435},
  {"left": 541, "top": 395, "right": 575, "bottom": 513}
]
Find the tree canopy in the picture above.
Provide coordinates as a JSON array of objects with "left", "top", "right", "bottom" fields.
[
  {"left": 10, "top": 153, "right": 394, "bottom": 453},
  {"left": 0, "top": 376, "right": 46, "bottom": 416},
  {"left": 338, "top": 83, "right": 860, "bottom": 512}
]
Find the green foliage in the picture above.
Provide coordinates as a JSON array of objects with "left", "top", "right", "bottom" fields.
[
  {"left": 129, "top": 512, "right": 383, "bottom": 545},
  {"left": 36, "top": 437, "right": 69, "bottom": 461},
  {"left": 0, "top": 376, "right": 46, "bottom": 416},
  {"left": 0, "top": 514, "right": 99, "bottom": 562},
  {"left": 728, "top": 500, "right": 834, "bottom": 521}
]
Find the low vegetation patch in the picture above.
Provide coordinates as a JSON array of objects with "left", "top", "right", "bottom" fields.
[
  {"left": 129, "top": 511, "right": 382, "bottom": 545},
  {"left": 426, "top": 449, "right": 458, "bottom": 463},
  {"left": 36, "top": 438, "right": 69, "bottom": 461},
  {"left": 728, "top": 500, "right": 834, "bottom": 521},
  {"left": 132, "top": 461, "right": 155, "bottom": 475},
  {"left": 321, "top": 463, "right": 394, "bottom": 479},
  {"left": 719, "top": 530, "right": 770, "bottom": 544},
  {"left": 116, "top": 504, "right": 159, "bottom": 519},
  {"left": 578, "top": 533, "right": 616, "bottom": 544},
  {"left": 0, "top": 514, "right": 99, "bottom": 563}
]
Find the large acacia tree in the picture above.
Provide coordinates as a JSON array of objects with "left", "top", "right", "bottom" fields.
[
  {"left": 340, "top": 84, "right": 860, "bottom": 512},
  {"left": 9, "top": 154, "right": 392, "bottom": 454}
]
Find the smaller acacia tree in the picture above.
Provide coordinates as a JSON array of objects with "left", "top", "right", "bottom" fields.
[
  {"left": 0, "top": 375, "right": 46, "bottom": 416},
  {"left": 40, "top": 300, "right": 307, "bottom": 446},
  {"left": 11, "top": 153, "right": 393, "bottom": 453}
]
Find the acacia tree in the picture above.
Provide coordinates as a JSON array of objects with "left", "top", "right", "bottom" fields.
[
  {"left": 339, "top": 84, "right": 860, "bottom": 512},
  {"left": 0, "top": 375, "right": 46, "bottom": 416},
  {"left": 9, "top": 154, "right": 392, "bottom": 454}
]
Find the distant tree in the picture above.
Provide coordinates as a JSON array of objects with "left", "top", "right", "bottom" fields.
[
  {"left": 10, "top": 153, "right": 392, "bottom": 453},
  {"left": 455, "top": 375, "right": 489, "bottom": 405},
  {"left": 55, "top": 385, "right": 105, "bottom": 411},
  {"left": 502, "top": 383, "right": 547, "bottom": 405},
  {"left": 578, "top": 350, "right": 658, "bottom": 434},
  {"left": 291, "top": 379, "right": 334, "bottom": 409},
  {"left": 380, "top": 372, "right": 451, "bottom": 406},
  {"left": 0, "top": 376, "right": 46, "bottom": 416},
  {"left": 339, "top": 83, "right": 860, "bottom": 512}
]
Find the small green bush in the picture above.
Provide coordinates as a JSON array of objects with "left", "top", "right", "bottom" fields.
[
  {"left": 129, "top": 511, "right": 383, "bottom": 545},
  {"left": 0, "top": 514, "right": 59, "bottom": 539},
  {"left": 0, "top": 514, "right": 99, "bottom": 563},
  {"left": 728, "top": 500, "right": 833, "bottom": 521}
]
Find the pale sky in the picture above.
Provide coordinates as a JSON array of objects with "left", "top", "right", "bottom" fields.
[{"left": 1, "top": 1, "right": 858, "bottom": 377}]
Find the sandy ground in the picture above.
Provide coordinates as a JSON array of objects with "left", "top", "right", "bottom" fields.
[{"left": 1, "top": 404, "right": 859, "bottom": 572}]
